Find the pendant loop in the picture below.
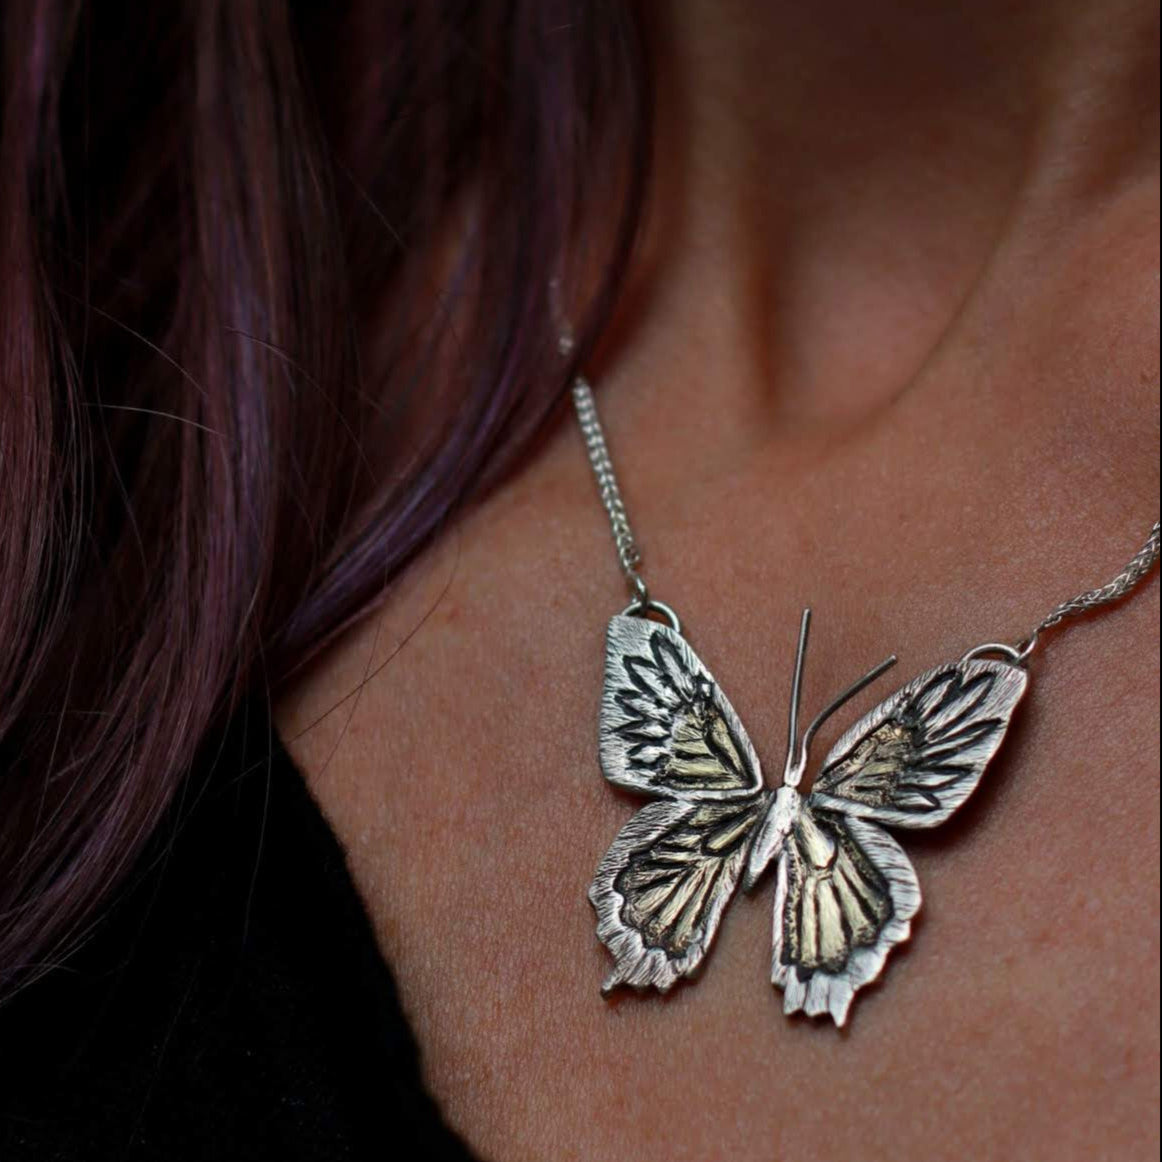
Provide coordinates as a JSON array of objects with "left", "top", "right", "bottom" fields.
[
  {"left": 959, "top": 641, "right": 1027, "bottom": 667},
  {"left": 617, "top": 598, "right": 682, "bottom": 636},
  {"left": 1013, "top": 632, "right": 1039, "bottom": 664}
]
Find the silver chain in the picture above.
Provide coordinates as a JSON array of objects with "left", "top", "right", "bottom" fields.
[
  {"left": 571, "top": 371, "right": 1159, "bottom": 654},
  {"left": 1017, "top": 520, "right": 1160, "bottom": 660},
  {"left": 572, "top": 376, "right": 648, "bottom": 605}
]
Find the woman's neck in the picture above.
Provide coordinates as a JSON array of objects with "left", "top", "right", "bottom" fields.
[{"left": 625, "top": 0, "right": 1159, "bottom": 423}]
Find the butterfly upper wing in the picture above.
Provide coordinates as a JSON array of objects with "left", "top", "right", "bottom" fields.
[
  {"left": 809, "top": 657, "right": 1028, "bottom": 828},
  {"left": 590, "top": 793, "right": 772, "bottom": 992},
  {"left": 590, "top": 616, "right": 767, "bottom": 991},
  {"left": 771, "top": 655, "right": 1027, "bottom": 1024},
  {"left": 599, "top": 615, "right": 763, "bottom": 802},
  {"left": 771, "top": 803, "right": 919, "bottom": 1025}
]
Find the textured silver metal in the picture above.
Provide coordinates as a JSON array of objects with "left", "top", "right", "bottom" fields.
[
  {"left": 806, "top": 655, "right": 1028, "bottom": 829},
  {"left": 596, "top": 615, "right": 763, "bottom": 804},
  {"left": 589, "top": 610, "right": 1029, "bottom": 1025},
  {"left": 959, "top": 642, "right": 1026, "bottom": 666},
  {"left": 616, "top": 598, "right": 682, "bottom": 635},
  {"left": 590, "top": 614, "right": 768, "bottom": 995}
]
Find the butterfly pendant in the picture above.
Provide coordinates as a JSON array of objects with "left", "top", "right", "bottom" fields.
[{"left": 588, "top": 607, "right": 1028, "bottom": 1026}]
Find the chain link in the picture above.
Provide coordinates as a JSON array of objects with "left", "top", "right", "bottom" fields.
[
  {"left": 571, "top": 377, "right": 647, "bottom": 604},
  {"left": 1017, "top": 520, "right": 1160, "bottom": 659},
  {"left": 570, "top": 359, "right": 1159, "bottom": 643}
]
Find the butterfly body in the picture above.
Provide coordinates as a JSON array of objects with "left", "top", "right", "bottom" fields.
[
  {"left": 589, "top": 612, "right": 1027, "bottom": 1025},
  {"left": 744, "top": 784, "right": 801, "bottom": 889}
]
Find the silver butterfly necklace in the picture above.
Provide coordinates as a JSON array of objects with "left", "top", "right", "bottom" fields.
[{"left": 572, "top": 374, "right": 1160, "bottom": 1027}]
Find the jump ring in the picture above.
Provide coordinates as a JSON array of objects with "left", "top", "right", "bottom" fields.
[
  {"left": 1014, "top": 632, "right": 1039, "bottom": 664},
  {"left": 959, "top": 641, "right": 1026, "bottom": 667},
  {"left": 617, "top": 598, "right": 683, "bottom": 636}
]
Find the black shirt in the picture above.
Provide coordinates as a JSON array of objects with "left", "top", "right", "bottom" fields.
[{"left": 0, "top": 702, "right": 475, "bottom": 1161}]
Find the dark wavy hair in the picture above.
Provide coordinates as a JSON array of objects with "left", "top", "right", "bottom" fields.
[{"left": 0, "top": 1, "right": 649, "bottom": 996}]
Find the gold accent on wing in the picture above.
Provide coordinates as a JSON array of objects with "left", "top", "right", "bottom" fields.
[
  {"left": 601, "top": 618, "right": 762, "bottom": 799},
  {"left": 616, "top": 800, "right": 768, "bottom": 958},
  {"left": 591, "top": 794, "right": 771, "bottom": 991},
  {"left": 817, "top": 721, "right": 913, "bottom": 809},
  {"left": 810, "top": 659, "right": 1028, "bottom": 828},
  {"left": 771, "top": 807, "right": 921, "bottom": 1026},
  {"left": 781, "top": 810, "right": 893, "bottom": 975}
]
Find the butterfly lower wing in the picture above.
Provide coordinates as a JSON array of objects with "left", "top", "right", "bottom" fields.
[
  {"left": 769, "top": 656, "right": 1026, "bottom": 1023},
  {"left": 591, "top": 793, "right": 771, "bottom": 993},
  {"left": 599, "top": 615, "right": 763, "bottom": 802},
  {"left": 810, "top": 657, "right": 1028, "bottom": 828},
  {"left": 771, "top": 805, "right": 920, "bottom": 1026}
]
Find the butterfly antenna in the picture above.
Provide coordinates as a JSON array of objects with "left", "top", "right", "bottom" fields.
[
  {"left": 794, "top": 653, "right": 899, "bottom": 781},
  {"left": 781, "top": 609, "right": 813, "bottom": 786}
]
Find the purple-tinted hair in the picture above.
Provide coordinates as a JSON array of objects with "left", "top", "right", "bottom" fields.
[{"left": 0, "top": 1, "right": 650, "bottom": 996}]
